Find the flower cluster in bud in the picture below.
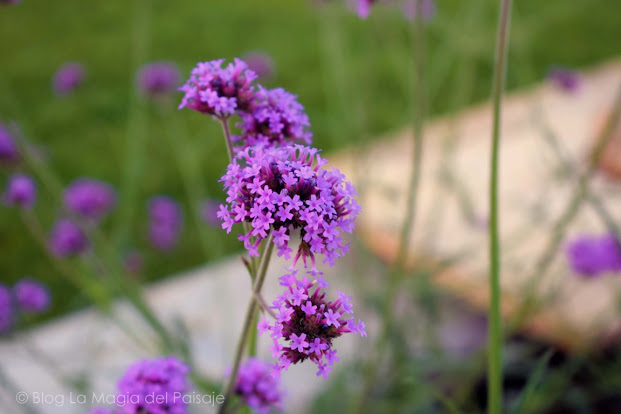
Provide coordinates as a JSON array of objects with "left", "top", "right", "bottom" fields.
[
  {"left": 233, "top": 358, "right": 284, "bottom": 414},
  {"left": 566, "top": 233, "right": 621, "bottom": 277},
  {"left": 64, "top": 178, "right": 117, "bottom": 222},
  {"left": 53, "top": 62, "right": 85, "bottom": 96},
  {"left": 49, "top": 218, "right": 89, "bottom": 258},
  {"left": 234, "top": 87, "right": 312, "bottom": 151},
  {"left": 178, "top": 58, "right": 258, "bottom": 118},
  {"left": 218, "top": 145, "right": 360, "bottom": 270},
  {"left": 116, "top": 356, "right": 191, "bottom": 414},
  {"left": 258, "top": 270, "right": 366, "bottom": 378},
  {"left": 2, "top": 174, "right": 36, "bottom": 209}
]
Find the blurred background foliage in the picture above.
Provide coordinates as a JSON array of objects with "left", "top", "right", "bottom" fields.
[{"left": 1, "top": 0, "right": 621, "bottom": 323}]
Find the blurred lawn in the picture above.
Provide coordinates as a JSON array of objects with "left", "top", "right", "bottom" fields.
[{"left": 1, "top": 0, "right": 621, "bottom": 322}]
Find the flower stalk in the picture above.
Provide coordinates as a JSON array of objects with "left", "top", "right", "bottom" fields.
[{"left": 488, "top": 0, "right": 513, "bottom": 412}]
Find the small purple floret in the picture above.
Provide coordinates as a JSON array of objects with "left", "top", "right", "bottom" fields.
[
  {"left": 548, "top": 67, "right": 581, "bottom": 93},
  {"left": 53, "top": 63, "right": 85, "bottom": 95},
  {"left": 0, "top": 123, "right": 19, "bottom": 166},
  {"left": 13, "top": 278, "right": 50, "bottom": 314},
  {"left": 64, "top": 178, "right": 117, "bottom": 221},
  {"left": 566, "top": 233, "right": 621, "bottom": 277},
  {"left": 148, "top": 196, "right": 183, "bottom": 251},
  {"left": 137, "top": 62, "right": 181, "bottom": 97},
  {"left": 2, "top": 174, "right": 36, "bottom": 209},
  {"left": 49, "top": 218, "right": 89, "bottom": 258}
]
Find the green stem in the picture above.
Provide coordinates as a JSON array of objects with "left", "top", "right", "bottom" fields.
[
  {"left": 220, "top": 117, "right": 236, "bottom": 163},
  {"left": 218, "top": 235, "right": 275, "bottom": 414},
  {"left": 488, "top": 1, "right": 513, "bottom": 413}
]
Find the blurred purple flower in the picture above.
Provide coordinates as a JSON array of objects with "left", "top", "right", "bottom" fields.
[
  {"left": 148, "top": 196, "right": 183, "bottom": 251},
  {"left": 0, "top": 0, "right": 21, "bottom": 5},
  {"left": 548, "top": 66, "right": 581, "bottom": 93},
  {"left": 566, "top": 233, "right": 621, "bottom": 277},
  {"left": 49, "top": 218, "right": 89, "bottom": 258},
  {"left": 403, "top": 0, "right": 436, "bottom": 22},
  {"left": 0, "top": 122, "right": 20, "bottom": 166},
  {"left": 2, "top": 174, "right": 36, "bottom": 209},
  {"left": 116, "top": 356, "right": 190, "bottom": 414},
  {"left": 201, "top": 199, "right": 221, "bottom": 228},
  {"left": 356, "top": 0, "right": 377, "bottom": 18},
  {"left": 53, "top": 63, "right": 85, "bottom": 96},
  {"left": 13, "top": 278, "right": 50, "bottom": 314},
  {"left": 233, "top": 358, "right": 285, "bottom": 414},
  {"left": 234, "top": 87, "right": 312, "bottom": 150},
  {"left": 0, "top": 285, "right": 13, "bottom": 334},
  {"left": 136, "top": 62, "right": 181, "bottom": 98},
  {"left": 178, "top": 58, "right": 258, "bottom": 118},
  {"left": 260, "top": 270, "right": 365, "bottom": 378},
  {"left": 64, "top": 178, "right": 117, "bottom": 222},
  {"left": 242, "top": 51, "right": 275, "bottom": 80}
]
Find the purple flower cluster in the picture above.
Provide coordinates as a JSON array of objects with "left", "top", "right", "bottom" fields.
[
  {"left": 234, "top": 87, "right": 312, "bottom": 151},
  {"left": 2, "top": 174, "right": 36, "bottom": 209},
  {"left": 0, "top": 122, "right": 19, "bottom": 166},
  {"left": 259, "top": 270, "right": 366, "bottom": 378},
  {"left": 148, "top": 196, "right": 183, "bottom": 251},
  {"left": 53, "top": 62, "right": 85, "bottom": 96},
  {"left": 178, "top": 59, "right": 258, "bottom": 118},
  {"left": 566, "top": 233, "right": 621, "bottom": 277},
  {"left": 233, "top": 358, "right": 284, "bottom": 414},
  {"left": 242, "top": 51, "right": 275, "bottom": 81},
  {"left": 0, "top": 279, "right": 50, "bottom": 333},
  {"left": 0, "top": 285, "right": 12, "bottom": 334},
  {"left": 64, "top": 178, "right": 117, "bottom": 222},
  {"left": 356, "top": 0, "right": 378, "bottom": 18},
  {"left": 548, "top": 67, "right": 581, "bottom": 93},
  {"left": 116, "top": 356, "right": 190, "bottom": 414},
  {"left": 137, "top": 62, "right": 181, "bottom": 98},
  {"left": 14, "top": 278, "right": 50, "bottom": 313},
  {"left": 49, "top": 218, "right": 89, "bottom": 257},
  {"left": 218, "top": 145, "right": 360, "bottom": 270}
]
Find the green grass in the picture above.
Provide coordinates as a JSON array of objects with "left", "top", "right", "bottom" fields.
[{"left": 1, "top": 0, "right": 621, "bottom": 322}]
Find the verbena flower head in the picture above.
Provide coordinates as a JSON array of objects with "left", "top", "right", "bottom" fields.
[
  {"left": 242, "top": 51, "right": 275, "bottom": 80},
  {"left": 0, "top": 285, "right": 12, "bottom": 334},
  {"left": 218, "top": 145, "right": 360, "bottom": 270},
  {"left": 259, "top": 270, "right": 366, "bottom": 378},
  {"left": 64, "top": 178, "right": 117, "bottom": 222},
  {"left": 178, "top": 58, "right": 258, "bottom": 118},
  {"left": 14, "top": 278, "right": 50, "bottom": 313},
  {"left": 233, "top": 87, "right": 312, "bottom": 150},
  {"left": 548, "top": 66, "right": 581, "bottom": 93},
  {"left": 137, "top": 62, "right": 181, "bottom": 97},
  {"left": 355, "top": 0, "right": 378, "bottom": 18},
  {"left": 49, "top": 218, "right": 89, "bottom": 257},
  {"left": 233, "top": 358, "right": 285, "bottom": 414},
  {"left": 565, "top": 233, "right": 621, "bottom": 277},
  {"left": 116, "top": 356, "right": 190, "bottom": 414},
  {"left": 0, "top": 122, "right": 20, "bottom": 166},
  {"left": 53, "top": 62, "right": 85, "bottom": 95},
  {"left": 2, "top": 174, "right": 36, "bottom": 209},
  {"left": 148, "top": 196, "right": 183, "bottom": 251},
  {"left": 201, "top": 199, "right": 221, "bottom": 229}
]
